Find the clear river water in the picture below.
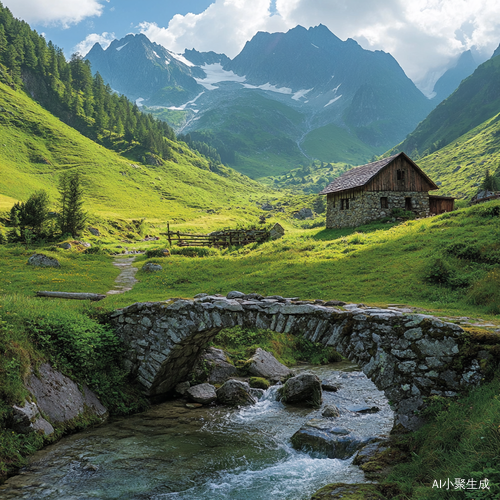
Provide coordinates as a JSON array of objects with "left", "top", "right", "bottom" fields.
[{"left": 0, "top": 362, "right": 393, "bottom": 500}]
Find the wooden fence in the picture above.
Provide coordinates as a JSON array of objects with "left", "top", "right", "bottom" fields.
[{"left": 165, "top": 223, "right": 270, "bottom": 247}]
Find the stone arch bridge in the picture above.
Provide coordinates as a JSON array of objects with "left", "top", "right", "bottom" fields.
[{"left": 110, "top": 292, "right": 485, "bottom": 430}]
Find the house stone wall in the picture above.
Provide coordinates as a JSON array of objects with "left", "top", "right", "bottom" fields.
[{"left": 326, "top": 191, "right": 430, "bottom": 229}]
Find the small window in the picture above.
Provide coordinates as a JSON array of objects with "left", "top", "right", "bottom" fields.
[
  {"left": 380, "top": 197, "right": 388, "bottom": 209},
  {"left": 340, "top": 198, "right": 350, "bottom": 210},
  {"left": 405, "top": 197, "right": 412, "bottom": 210},
  {"left": 397, "top": 169, "right": 405, "bottom": 181}
]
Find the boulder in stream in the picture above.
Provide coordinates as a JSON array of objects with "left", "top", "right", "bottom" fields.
[
  {"left": 246, "top": 348, "right": 291, "bottom": 382},
  {"left": 291, "top": 418, "right": 376, "bottom": 459},
  {"left": 175, "top": 381, "right": 190, "bottom": 396},
  {"left": 321, "top": 405, "right": 340, "bottom": 418},
  {"left": 217, "top": 380, "right": 256, "bottom": 406},
  {"left": 346, "top": 404, "right": 380, "bottom": 414},
  {"left": 192, "top": 347, "right": 237, "bottom": 384},
  {"left": 279, "top": 372, "right": 322, "bottom": 407},
  {"left": 186, "top": 383, "right": 217, "bottom": 405}
]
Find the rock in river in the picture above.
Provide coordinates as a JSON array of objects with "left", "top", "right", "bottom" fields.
[
  {"left": 347, "top": 404, "right": 380, "bottom": 414},
  {"left": 192, "top": 347, "right": 237, "bottom": 384},
  {"left": 217, "top": 380, "right": 256, "bottom": 406},
  {"left": 321, "top": 405, "right": 341, "bottom": 418},
  {"left": 279, "top": 372, "right": 322, "bottom": 407},
  {"left": 291, "top": 419, "right": 376, "bottom": 459},
  {"left": 186, "top": 383, "right": 217, "bottom": 405},
  {"left": 247, "top": 348, "right": 292, "bottom": 382}
]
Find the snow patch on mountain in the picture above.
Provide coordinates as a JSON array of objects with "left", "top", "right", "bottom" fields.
[
  {"left": 195, "top": 63, "right": 246, "bottom": 90},
  {"left": 243, "top": 82, "right": 292, "bottom": 95},
  {"left": 325, "top": 95, "right": 342, "bottom": 107},
  {"left": 311, "top": 43, "right": 319, "bottom": 49},
  {"left": 152, "top": 51, "right": 159, "bottom": 58},
  {"left": 168, "top": 91, "right": 205, "bottom": 111},
  {"left": 169, "top": 52, "right": 195, "bottom": 67},
  {"left": 292, "top": 88, "right": 312, "bottom": 101},
  {"left": 116, "top": 43, "right": 128, "bottom": 52}
]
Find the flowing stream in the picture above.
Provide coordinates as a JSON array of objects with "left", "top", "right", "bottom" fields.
[{"left": 0, "top": 362, "right": 393, "bottom": 500}]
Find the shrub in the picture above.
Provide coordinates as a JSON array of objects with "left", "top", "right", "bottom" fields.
[
  {"left": 392, "top": 208, "right": 415, "bottom": 220},
  {"left": 421, "top": 257, "right": 477, "bottom": 289},
  {"left": 446, "top": 241, "right": 483, "bottom": 261},
  {"left": 422, "top": 257, "right": 455, "bottom": 286},
  {"left": 83, "top": 246, "right": 111, "bottom": 255},
  {"left": 170, "top": 246, "right": 218, "bottom": 257},
  {"left": 469, "top": 202, "right": 500, "bottom": 218},
  {"left": 145, "top": 248, "right": 167, "bottom": 258},
  {"left": 466, "top": 268, "right": 500, "bottom": 314}
]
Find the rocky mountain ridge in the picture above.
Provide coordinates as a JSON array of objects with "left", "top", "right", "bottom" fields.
[{"left": 86, "top": 25, "right": 434, "bottom": 176}]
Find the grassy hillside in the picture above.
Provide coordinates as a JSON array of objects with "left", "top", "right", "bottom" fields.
[
  {"left": 260, "top": 160, "right": 349, "bottom": 194},
  {"left": 186, "top": 92, "right": 306, "bottom": 179},
  {"left": 417, "top": 112, "right": 500, "bottom": 199},
  {"left": 0, "top": 82, "right": 279, "bottom": 224},
  {"left": 390, "top": 53, "right": 500, "bottom": 158},
  {"left": 301, "top": 123, "right": 380, "bottom": 165}
]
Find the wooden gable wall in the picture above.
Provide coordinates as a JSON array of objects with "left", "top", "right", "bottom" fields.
[{"left": 364, "top": 156, "right": 435, "bottom": 192}]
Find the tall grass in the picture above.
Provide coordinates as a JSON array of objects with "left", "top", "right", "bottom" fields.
[{"left": 387, "top": 378, "right": 500, "bottom": 499}]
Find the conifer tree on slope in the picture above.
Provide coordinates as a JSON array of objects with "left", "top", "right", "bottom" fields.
[{"left": 59, "top": 172, "right": 87, "bottom": 237}]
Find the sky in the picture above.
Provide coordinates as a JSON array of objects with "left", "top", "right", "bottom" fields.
[{"left": 4, "top": 0, "right": 500, "bottom": 94}]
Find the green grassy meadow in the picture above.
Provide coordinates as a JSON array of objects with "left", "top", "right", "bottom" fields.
[
  {"left": 99, "top": 202, "right": 500, "bottom": 321},
  {"left": 417, "top": 112, "right": 500, "bottom": 199},
  {"left": 0, "top": 81, "right": 280, "bottom": 224}
]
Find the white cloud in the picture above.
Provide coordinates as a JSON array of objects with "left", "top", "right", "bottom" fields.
[
  {"left": 138, "top": 0, "right": 500, "bottom": 91},
  {"left": 74, "top": 32, "right": 115, "bottom": 56},
  {"left": 3, "top": 0, "right": 106, "bottom": 28},
  {"left": 139, "top": 0, "right": 288, "bottom": 58},
  {"left": 275, "top": 0, "right": 500, "bottom": 87}
]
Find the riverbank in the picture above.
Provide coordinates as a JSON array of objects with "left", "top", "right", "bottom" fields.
[{"left": 0, "top": 362, "right": 395, "bottom": 499}]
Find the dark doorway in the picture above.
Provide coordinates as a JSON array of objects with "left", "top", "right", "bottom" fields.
[{"left": 405, "top": 197, "right": 412, "bottom": 211}]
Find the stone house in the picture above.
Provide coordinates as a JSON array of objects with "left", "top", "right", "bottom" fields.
[{"left": 320, "top": 152, "right": 447, "bottom": 229}]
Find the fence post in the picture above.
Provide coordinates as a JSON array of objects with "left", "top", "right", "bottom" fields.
[{"left": 167, "top": 223, "right": 172, "bottom": 246}]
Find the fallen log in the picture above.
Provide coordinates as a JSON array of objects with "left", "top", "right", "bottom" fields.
[{"left": 36, "top": 291, "right": 107, "bottom": 301}]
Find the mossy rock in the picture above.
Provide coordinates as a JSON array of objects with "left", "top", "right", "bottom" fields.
[
  {"left": 235, "top": 359, "right": 252, "bottom": 374},
  {"left": 249, "top": 377, "right": 270, "bottom": 390},
  {"left": 310, "top": 482, "right": 401, "bottom": 499}
]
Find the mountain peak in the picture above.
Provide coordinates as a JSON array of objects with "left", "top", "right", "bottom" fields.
[{"left": 491, "top": 43, "right": 500, "bottom": 60}]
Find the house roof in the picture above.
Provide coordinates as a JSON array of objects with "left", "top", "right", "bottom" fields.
[{"left": 319, "top": 152, "right": 438, "bottom": 195}]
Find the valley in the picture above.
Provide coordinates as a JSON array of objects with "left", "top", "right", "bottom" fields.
[{"left": 1, "top": 2, "right": 500, "bottom": 499}]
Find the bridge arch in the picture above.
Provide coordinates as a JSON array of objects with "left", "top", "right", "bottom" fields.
[{"left": 110, "top": 293, "right": 481, "bottom": 430}]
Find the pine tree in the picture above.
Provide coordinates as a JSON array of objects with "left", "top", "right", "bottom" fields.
[
  {"left": 481, "top": 169, "right": 500, "bottom": 192},
  {"left": 0, "top": 25, "right": 7, "bottom": 60},
  {"left": 58, "top": 172, "right": 87, "bottom": 237},
  {"left": 9, "top": 191, "right": 50, "bottom": 240},
  {"left": 24, "top": 37, "right": 37, "bottom": 69}
]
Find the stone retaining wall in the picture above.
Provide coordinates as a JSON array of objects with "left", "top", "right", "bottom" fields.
[{"left": 109, "top": 293, "right": 491, "bottom": 430}]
